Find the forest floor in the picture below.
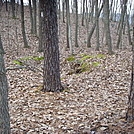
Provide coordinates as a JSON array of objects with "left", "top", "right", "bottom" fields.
[{"left": 0, "top": 4, "right": 134, "bottom": 134}]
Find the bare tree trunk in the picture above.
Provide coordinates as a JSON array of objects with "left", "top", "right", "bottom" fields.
[
  {"left": 103, "top": 0, "right": 113, "bottom": 54},
  {"left": 87, "top": 4, "right": 103, "bottom": 48},
  {"left": 116, "top": 0, "right": 128, "bottom": 49},
  {"left": 20, "top": 0, "right": 29, "bottom": 48},
  {"left": 75, "top": 0, "right": 78, "bottom": 47},
  {"left": 32, "top": 0, "right": 37, "bottom": 35},
  {"left": 62, "top": 0, "right": 65, "bottom": 23},
  {"left": 0, "top": 35, "right": 10, "bottom": 134},
  {"left": 42, "top": 0, "right": 63, "bottom": 92},
  {"left": 28, "top": 0, "right": 34, "bottom": 34},
  {"left": 66, "top": 0, "right": 73, "bottom": 55},
  {"left": 126, "top": 17, "right": 134, "bottom": 122},
  {"left": 82, "top": 0, "right": 85, "bottom": 26},
  {"left": 126, "top": 14, "right": 132, "bottom": 45},
  {"left": 0, "top": 0, "right": 3, "bottom": 11},
  {"left": 5, "top": 0, "right": 8, "bottom": 11},
  {"left": 95, "top": 0, "right": 100, "bottom": 51},
  {"left": 90, "top": 0, "right": 95, "bottom": 23},
  {"left": 109, "top": 0, "right": 113, "bottom": 21},
  {"left": 37, "top": 0, "right": 43, "bottom": 52},
  {"left": 11, "top": 0, "right": 15, "bottom": 18}
]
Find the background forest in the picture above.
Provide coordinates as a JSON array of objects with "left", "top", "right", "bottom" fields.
[{"left": 0, "top": 0, "right": 134, "bottom": 133}]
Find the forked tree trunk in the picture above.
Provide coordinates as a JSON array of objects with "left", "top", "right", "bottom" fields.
[
  {"left": 0, "top": 35, "right": 10, "bottom": 134},
  {"left": 42, "top": 0, "right": 63, "bottom": 92},
  {"left": 87, "top": 4, "right": 103, "bottom": 48}
]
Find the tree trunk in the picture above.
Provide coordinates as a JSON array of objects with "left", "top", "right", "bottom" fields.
[
  {"left": 0, "top": 35, "right": 10, "bottom": 134},
  {"left": 95, "top": 0, "right": 100, "bottom": 51},
  {"left": 75, "top": 0, "right": 78, "bottom": 47},
  {"left": 28, "top": 0, "right": 34, "bottom": 34},
  {"left": 11, "top": 0, "right": 15, "bottom": 18},
  {"left": 103, "top": 0, "right": 113, "bottom": 54},
  {"left": 126, "top": 14, "right": 132, "bottom": 45},
  {"left": 116, "top": 0, "right": 128, "bottom": 49},
  {"left": 5, "top": 0, "right": 8, "bottom": 11},
  {"left": 87, "top": 4, "right": 103, "bottom": 48},
  {"left": 82, "top": 0, "right": 85, "bottom": 26},
  {"left": 62, "top": 0, "right": 65, "bottom": 23},
  {"left": 42, "top": 0, "right": 63, "bottom": 92},
  {"left": 20, "top": 0, "right": 29, "bottom": 48},
  {"left": 66, "top": 0, "right": 73, "bottom": 55},
  {"left": 126, "top": 18, "right": 134, "bottom": 122},
  {"left": 32, "top": 0, "right": 37, "bottom": 35},
  {"left": 37, "top": 0, "right": 43, "bottom": 52}
]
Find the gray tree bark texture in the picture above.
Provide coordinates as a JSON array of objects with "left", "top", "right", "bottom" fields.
[
  {"left": 126, "top": 20, "right": 134, "bottom": 122},
  {"left": 42, "top": 0, "right": 63, "bottom": 92},
  {"left": 75, "top": 0, "right": 78, "bottom": 47},
  {"left": 103, "top": 0, "right": 113, "bottom": 54},
  {"left": 28, "top": 0, "right": 34, "bottom": 34},
  {"left": 95, "top": 0, "right": 100, "bottom": 51},
  {"left": 66, "top": 0, "right": 73, "bottom": 55},
  {"left": 116, "top": 0, "right": 128, "bottom": 49},
  {"left": 32, "top": 0, "right": 37, "bottom": 35},
  {"left": 11, "top": 0, "right": 15, "bottom": 18},
  {"left": 20, "top": 0, "right": 29, "bottom": 48},
  {"left": 87, "top": 4, "right": 103, "bottom": 48},
  {"left": 81, "top": 0, "right": 85, "bottom": 26},
  {"left": 37, "top": 0, "right": 43, "bottom": 52},
  {"left": 0, "top": 35, "right": 10, "bottom": 134}
]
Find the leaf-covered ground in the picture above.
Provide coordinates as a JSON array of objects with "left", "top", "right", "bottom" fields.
[{"left": 0, "top": 4, "right": 134, "bottom": 134}]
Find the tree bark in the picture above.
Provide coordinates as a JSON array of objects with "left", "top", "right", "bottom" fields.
[
  {"left": 82, "top": 0, "right": 85, "bottom": 26},
  {"left": 95, "top": 0, "right": 100, "bottom": 51},
  {"left": 32, "top": 0, "right": 37, "bottom": 35},
  {"left": 42, "top": 0, "right": 63, "bottom": 92},
  {"left": 103, "top": 0, "right": 113, "bottom": 54},
  {"left": 28, "top": 0, "right": 34, "bottom": 34},
  {"left": 75, "top": 0, "right": 78, "bottom": 47},
  {"left": 116, "top": 0, "right": 128, "bottom": 49},
  {"left": 87, "top": 3, "right": 103, "bottom": 48},
  {"left": 126, "top": 18, "right": 134, "bottom": 122},
  {"left": 37, "top": 0, "right": 43, "bottom": 52},
  {"left": 11, "top": 0, "right": 15, "bottom": 18},
  {"left": 20, "top": 0, "right": 29, "bottom": 48},
  {"left": 66, "top": 0, "right": 73, "bottom": 55},
  {"left": 0, "top": 35, "right": 10, "bottom": 134}
]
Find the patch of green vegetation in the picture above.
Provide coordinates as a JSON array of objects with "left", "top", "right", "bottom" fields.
[
  {"left": 18, "top": 56, "right": 44, "bottom": 60},
  {"left": 96, "top": 54, "right": 105, "bottom": 58},
  {"left": 12, "top": 60, "right": 22, "bottom": 65},
  {"left": 66, "top": 53, "right": 105, "bottom": 75},
  {"left": 9, "top": 17, "right": 18, "bottom": 19},
  {"left": 62, "top": 88, "right": 70, "bottom": 92},
  {"left": 65, "top": 55, "right": 75, "bottom": 62},
  {"left": 92, "top": 62, "right": 100, "bottom": 67}
]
